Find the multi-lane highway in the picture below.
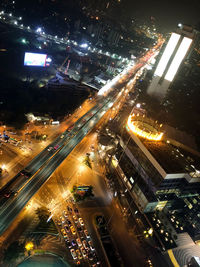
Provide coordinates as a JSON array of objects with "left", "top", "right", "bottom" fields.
[
  {"left": 0, "top": 49, "right": 158, "bottom": 235},
  {"left": 0, "top": 96, "right": 115, "bottom": 234}
]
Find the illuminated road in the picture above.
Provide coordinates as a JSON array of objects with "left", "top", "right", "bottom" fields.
[
  {"left": 0, "top": 49, "right": 159, "bottom": 235},
  {"left": 0, "top": 98, "right": 114, "bottom": 234}
]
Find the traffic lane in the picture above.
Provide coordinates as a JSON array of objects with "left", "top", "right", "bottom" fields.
[
  {"left": 27, "top": 100, "right": 104, "bottom": 172},
  {"left": 0, "top": 95, "right": 118, "bottom": 233},
  {"left": 0, "top": 112, "right": 104, "bottom": 233}
]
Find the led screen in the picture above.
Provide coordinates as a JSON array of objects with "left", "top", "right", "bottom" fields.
[
  {"left": 154, "top": 33, "right": 181, "bottom": 77},
  {"left": 24, "top": 52, "right": 47, "bottom": 67},
  {"left": 165, "top": 37, "right": 192, "bottom": 82}
]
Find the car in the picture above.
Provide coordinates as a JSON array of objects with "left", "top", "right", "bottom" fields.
[
  {"left": 93, "top": 253, "right": 101, "bottom": 265},
  {"left": 73, "top": 215, "right": 78, "bottom": 224},
  {"left": 81, "top": 247, "right": 87, "bottom": 258},
  {"left": 67, "top": 219, "right": 72, "bottom": 226},
  {"left": 48, "top": 146, "right": 53, "bottom": 151},
  {"left": 4, "top": 190, "right": 18, "bottom": 198},
  {"left": 60, "top": 216, "right": 65, "bottom": 223},
  {"left": 88, "top": 241, "right": 95, "bottom": 251},
  {"left": 70, "top": 249, "right": 77, "bottom": 260},
  {"left": 60, "top": 134, "right": 64, "bottom": 139},
  {"left": 79, "top": 218, "right": 84, "bottom": 226},
  {"left": 20, "top": 169, "right": 31, "bottom": 178},
  {"left": 71, "top": 240, "right": 76, "bottom": 247},
  {"left": 54, "top": 145, "right": 59, "bottom": 150},
  {"left": 61, "top": 229, "right": 68, "bottom": 238},
  {"left": 63, "top": 211, "right": 68, "bottom": 218},
  {"left": 82, "top": 240, "right": 89, "bottom": 250},
  {"left": 77, "top": 226, "right": 82, "bottom": 232},
  {"left": 64, "top": 225, "right": 70, "bottom": 233},
  {"left": 83, "top": 119, "right": 86, "bottom": 123},
  {"left": 66, "top": 240, "right": 72, "bottom": 248},
  {"left": 67, "top": 206, "right": 72, "bottom": 213},
  {"left": 68, "top": 125, "right": 74, "bottom": 131},
  {"left": 57, "top": 220, "right": 62, "bottom": 226},
  {"left": 76, "top": 238, "right": 82, "bottom": 247},
  {"left": 76, "top": 249, "right": 82, "bottom": 260},
  {"left": 88, "top": 252, "right": 94, "bottom": 261},
  {"left": 70, "top": 226, "right": 76, "bottom": 235},
  {"left": 74, "top": 208, "right": 79, "bottom": 214},
  {"left": 84, "top": 230, "right": 90, "bottom": 239}
]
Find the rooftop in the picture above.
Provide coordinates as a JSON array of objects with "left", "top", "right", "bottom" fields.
[{"left": 139, "top": 138, "right": 200, "bottom": 175}]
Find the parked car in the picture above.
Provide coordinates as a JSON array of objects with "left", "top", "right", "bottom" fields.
[
  {"left": 76, "top": 238, "right": 82, "bottom": 247},
  {"left": 79, "top": 218, "right": 84, "bottom": 226},
  {"left": 76, "top": 249, "right": 82, "bottom": 260},
  {"left": 88, "top": 240, "right": 95, "bottom": 251},
  {"left": 81, "top": 247, "right": 87, "bottom": 258},
  {"left": 70, "top": 226, "right": 76, "bottom": 235},
  {"left": 70, "top": 249, "right": 77, "bottom": 260},
  {"left": 84, "top": 229, "right": 90, "bottom": 239}
]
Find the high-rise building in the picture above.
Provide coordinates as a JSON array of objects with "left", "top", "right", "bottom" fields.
[
  {"left": 147, "top": 25, "right": 194, "bottom": 100},
  {"left": 107, "top": 111, "right": 200, "bottom": 249}
]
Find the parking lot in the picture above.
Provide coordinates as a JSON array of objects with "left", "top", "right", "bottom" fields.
[{"left": 54, "top": 199, "right": 101, "bottom": 266}]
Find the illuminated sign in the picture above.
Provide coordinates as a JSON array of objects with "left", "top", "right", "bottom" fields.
[
  {"left": 154, "top": 33, "right": 181, "bottom": 77},
  {"left": 24, "top": 52, "right": 49, "bottom": 67},
  {"left": 165, "top": 37, "right": 192, "bottom": 82}
]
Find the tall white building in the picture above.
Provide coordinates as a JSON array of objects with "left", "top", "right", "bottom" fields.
[{"left": 147, "top": 25, "right": 194, "bottom": 100}]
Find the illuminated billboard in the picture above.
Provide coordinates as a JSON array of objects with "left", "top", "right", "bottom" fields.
[
  {"left": 24, "top": 52, "right": 49, "bottom": 67},
  {"left": 154, "top": 33, "right": 181, "bottom": 77},
  {"left": 165, "top": 37, "right": 192, "bottom": 82}
]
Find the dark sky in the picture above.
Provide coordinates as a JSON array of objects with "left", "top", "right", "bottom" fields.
[{"left": 127, "top": 0, "right": 200, "bottom": 31}]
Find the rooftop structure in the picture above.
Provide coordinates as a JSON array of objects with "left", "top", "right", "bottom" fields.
[{"left": 147, "top": 25, "right": 194, "bottom": 100}]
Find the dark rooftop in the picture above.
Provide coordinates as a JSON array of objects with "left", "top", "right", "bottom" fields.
[{"left": 142, "top": 139, "right": 200, "bottom": 174}]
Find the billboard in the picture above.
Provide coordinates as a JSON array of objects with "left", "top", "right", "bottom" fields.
[
  {"left": 154, "top": 33, "right": 181, "bottom": 77},
  {"left": 165, "top": 36, "right": 192, "bottom": 82},
  {"left": 24, "top": 52, "right": 49, "bottom": 67}
]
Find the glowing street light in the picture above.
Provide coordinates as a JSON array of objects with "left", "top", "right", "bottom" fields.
[
  {"left": 80, "top": 43, "right": 88, "bottom": 48},
  {"left": 25, "top": 241, "right": 34, "bottom": 251},
  {"left": 36, "top": 27, "right": 42, "bottom": 33},
  {"left": 1, "top": 164, "right": 6, "bottom": 170},
  {"left": 136, "top": 103, "right": 141, "bottom": 108}
]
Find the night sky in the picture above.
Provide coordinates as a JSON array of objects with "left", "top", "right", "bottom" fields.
[{"left": 127, "top": 0, "right": 200, "bottom": 31}]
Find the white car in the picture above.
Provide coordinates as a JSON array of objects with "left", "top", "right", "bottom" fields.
[
  {"left": 70, "top": 249, "right": 77, "bottom": 260},
  {"left": 48, "top": 146, "right": 53, "bottom": 151},
  {"left": 76, "top": 238, "right": 82, "bottom": 247},
  {"left": 84, "top": 229, "right": 90, "bottom": 239},
  {"left": 88, "top": 240, "right": 95, "bottom": 251},
  {"left": 81, "top": 247, "right": 87, "bottom": 258},
  {"left": 79, "top": 217, "right": 84, "bottom": 226}
]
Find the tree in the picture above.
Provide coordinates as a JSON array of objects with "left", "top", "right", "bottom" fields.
[
  {"left": 35, "top": 207, "right": 49, "bottom": 223},
  {"left": 4, "top": 241, "right": 25, "bottom": 263}
]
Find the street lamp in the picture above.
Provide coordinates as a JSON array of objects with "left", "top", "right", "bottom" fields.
[
  {"left": 1, "top": 164, "right": 6, "bottom": 170},
  {"left": 25, "top": 241, "right": 34, "bottom": 251}
]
